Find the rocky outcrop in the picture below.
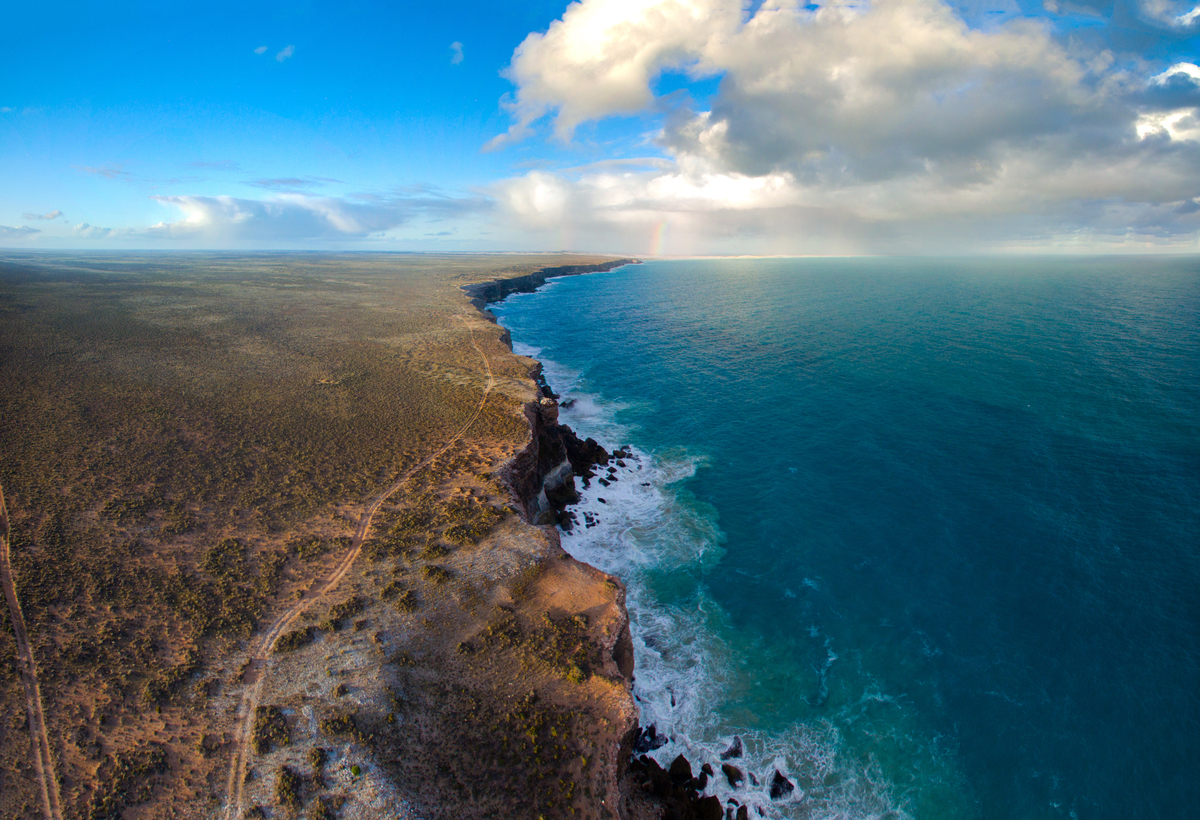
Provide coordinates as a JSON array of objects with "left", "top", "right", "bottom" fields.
[
  {"left": 769, "top": 770, "right": 796, "bottom": 800},
  {"left": 626, "top": 754, "right": 725, "bottom": 820},
  {"left": 497, "top": 401, "right": 643, "bottom": 817},
  {"left": 501, "top": 394, "right": 612, "bottom": 529}
]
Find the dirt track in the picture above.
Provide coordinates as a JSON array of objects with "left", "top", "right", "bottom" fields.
[
  {"left": 0, "top": 482, "right": 64, "bottom": 820},
  {"left": 221, "top": 315, "right": 497, "bottom": 820}
]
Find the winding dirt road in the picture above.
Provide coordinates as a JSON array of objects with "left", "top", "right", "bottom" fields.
[
  {"left": 0, "top": 482, "right": 64, "bottom": 820},
  {"left": 221, "top": 316, "right": 496, "bottom": 820}
]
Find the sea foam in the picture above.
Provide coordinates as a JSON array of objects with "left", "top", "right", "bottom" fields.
[{"left": 526, "top": 346, "right": 912, "bottom": 820}]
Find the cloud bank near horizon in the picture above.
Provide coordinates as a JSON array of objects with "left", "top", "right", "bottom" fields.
[
  {"left": 487, "top": 0, "right": 1200, "bottom": 253},
  {"left": 143, "top": 191, "right": 490, "bottom": 243}
]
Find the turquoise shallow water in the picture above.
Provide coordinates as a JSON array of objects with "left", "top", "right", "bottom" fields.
[{"left": 490, "top": 257, "right": 1200, "bottom": 820}]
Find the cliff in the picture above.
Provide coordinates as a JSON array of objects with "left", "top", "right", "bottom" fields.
[
  {"left": 465, "top": 257, "right": 638, "bottom": 529},
  {"left": 474, "top": 257, "right": 730, "bottom": 820},
  {"left": 0, "top": 252, "right": 656, "bottom": 820},
  {"left": 461, "top": 258, "right": 639, "bottom": 314}
]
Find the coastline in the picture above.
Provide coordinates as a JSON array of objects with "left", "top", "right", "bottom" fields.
[
  {"left": 464, "top": 257, "right": 650, "bottom": 818},
  {"left": 200, "top": 254, "right": 655, "bottom": 820},
  {"left": 223, "top": 255, "right": 657, "bottom": 820},
  {"left": 0, "top": 252, "right": 658, "bottom": 820},
  {"left": 461, "top": 258, "right": 640, "bottom": 314},
  {"left": 469, "top": 257, "right": 732, "bottom": 820}
]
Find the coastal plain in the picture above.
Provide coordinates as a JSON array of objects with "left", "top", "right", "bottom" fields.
[{"left": 0, "top": 252, "right": 642, "bottom": 820}]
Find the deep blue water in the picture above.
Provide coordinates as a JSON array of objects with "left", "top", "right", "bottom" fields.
[{"left": 490, "top": 257, "right": 1200, "bottom": 820}]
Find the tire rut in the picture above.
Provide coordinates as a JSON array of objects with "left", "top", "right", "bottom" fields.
[
  {"left": 221, "top": 316, "right": 496, "bottom": 820},
  {"left": 0, "top": 482, "right": 65, "bottom": 820}
]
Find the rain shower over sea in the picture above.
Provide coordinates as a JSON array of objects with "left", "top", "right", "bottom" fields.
[{"left": 490, "top": 257, "right": 1200, "bottom": 820}]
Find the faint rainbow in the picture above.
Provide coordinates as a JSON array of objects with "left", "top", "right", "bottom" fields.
[{"left": 649, "top": 219, "right": 667, "bottom": 256}]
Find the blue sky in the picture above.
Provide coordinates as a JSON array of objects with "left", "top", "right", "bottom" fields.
[{"left": 3, "top": 0, "right": 1199, "bottom": 254}]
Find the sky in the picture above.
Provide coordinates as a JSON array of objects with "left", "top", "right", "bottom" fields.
[{"left": 2, "top": 0, "right": 1199, "bottom": 255}]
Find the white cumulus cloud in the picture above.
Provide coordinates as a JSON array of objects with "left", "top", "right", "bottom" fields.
[
  {"left": 490, "top": 0, "right": 735, "bottom": 146},
  {"left": 488, "top": 0, "right": 1200, "bottom": 251},
  {"left": 1138, "top": 63, "right": 1200, "bottom": 142},
  {"left": 1136, "top": 0, "right": 1200, "bottom": 27},
  {"left": 1152, "top": 62, "right": 1200, "bottom": 84},
  {"left": 276, "top": 45, "right": 295, "bottom": 62}
]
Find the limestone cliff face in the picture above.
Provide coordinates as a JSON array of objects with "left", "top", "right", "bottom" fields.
[
  {"left": 501, "top": 387, "right": 635, "bottom": 679},
  {"left": 471, "top": 260, "right": 648, "bottom": 818},
  {"left": 498, "top": 398, "right": 643, "bottom": 818},
  {"left": 461, "top": 259, "right": 638, "bottom": 314},
  {"left": 503, "top": 395, "right": 611, "bottom": 527}
]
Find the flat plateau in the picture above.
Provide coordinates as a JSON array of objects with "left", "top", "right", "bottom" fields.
[{"left": 0, "top": 252, "right": 643, "bottom": 820}]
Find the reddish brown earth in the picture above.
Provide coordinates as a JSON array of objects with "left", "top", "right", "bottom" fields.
[{"left": 0, "top": 253, "right": 648, "bottom": 820}]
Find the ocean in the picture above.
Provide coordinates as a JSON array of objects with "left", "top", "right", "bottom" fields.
[{"left": 489, "top": 256, "right": 1200, "bottom": 820}]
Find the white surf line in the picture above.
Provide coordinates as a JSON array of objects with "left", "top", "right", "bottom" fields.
[
  {"left": 222, "top": 314, "right": 496, "bottom": 820},
  {"left": 0, "top": 482, "right": 64, "bottom": 820}
]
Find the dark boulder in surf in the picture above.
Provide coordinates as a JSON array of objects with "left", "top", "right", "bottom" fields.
[
  {"left": 769, "top": 770, "right": 795, "bottom": 799},
  {"left": 669, "top": 754, "right": 694, "bottom": 784},
  {"left": 628, "top": 751, "right": 730, "bottom": 820},
  {"left": 632, "top": 724, "right": 667, "bottom": 754}
]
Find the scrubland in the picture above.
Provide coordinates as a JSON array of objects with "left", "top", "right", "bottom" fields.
[{"left": 0, "top": 252, "right": 632, "bottom": 820}]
